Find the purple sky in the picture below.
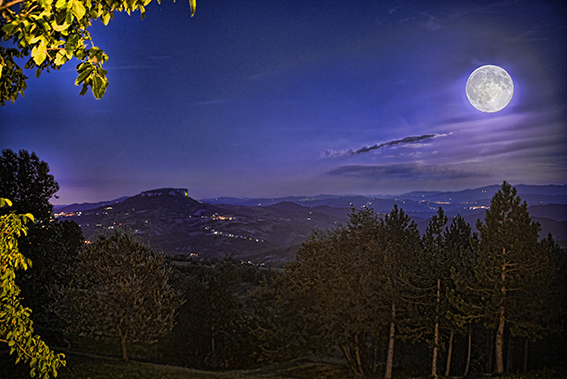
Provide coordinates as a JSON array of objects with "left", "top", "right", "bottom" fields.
[{"left": 2, "top": 0, "right": 566, "bottom": 205}]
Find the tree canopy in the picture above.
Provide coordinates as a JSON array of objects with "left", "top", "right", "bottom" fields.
[
  {"left": 0, "top": 198, "right": 65, "bottom": 379},
  {"left": 0, "top": 0, "right": 196, "bottom": 104},
  {"left": 1, "top": 149, "right": 83, "bottom": 345},
  {"left": 254, "top": 205, "right": 424, "bottom": 378},
  {"left": 254, "top": 183, "right": 563, "bottom": 377},
  {"left": 459, "top": 182, "right": 557, "bottom": 374},
  {"left": 0, "top": 149, "right": 59, "bottom": 222},
  {"left": 56, "top": 229, "right": 184, "bottom": 361}
]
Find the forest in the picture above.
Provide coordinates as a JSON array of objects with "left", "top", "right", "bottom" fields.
[{"left": 1, "top": 149, "right": 566, "bottom": 379}]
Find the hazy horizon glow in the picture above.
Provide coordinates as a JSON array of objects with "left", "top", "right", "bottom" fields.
[{"left": 1, "top": 0, "right": 566, "bottom": 205}]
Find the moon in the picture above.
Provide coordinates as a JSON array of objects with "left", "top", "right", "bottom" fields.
[{"left": 466, "top": 65, "right": 514, "bottom": 113}]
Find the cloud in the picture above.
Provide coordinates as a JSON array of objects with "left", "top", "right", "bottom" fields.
[
  {"left": 322, "top": 134, "right": 439, "bottom": 158},
  {"left": 326, "top": 163, "right": 486, "bottom": 181}
]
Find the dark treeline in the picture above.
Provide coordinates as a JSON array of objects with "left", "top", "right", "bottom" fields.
[
  {"left": 161, "top": 182, "right": 566, "bottom": 378},
  {"left": 1, "top": 149, "right": 566, "bottom": 378}
]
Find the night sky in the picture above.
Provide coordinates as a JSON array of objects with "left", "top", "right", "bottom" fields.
[{"left": 1, "top": 0, "right": 566, "bottom": 205}]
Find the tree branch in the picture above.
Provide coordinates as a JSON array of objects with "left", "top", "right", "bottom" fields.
[{"left": 0, "top": 0, "right": 26, "bottom": 13}]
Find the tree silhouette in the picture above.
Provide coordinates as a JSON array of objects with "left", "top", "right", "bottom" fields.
[
  {"left": 455, "top": 182, "right": 556, "bottom": 374},
  {"left": 0, "top": 149, "right": 58, "bottom": 222},
  {"left": 1, "top": 149, "right": 82, "bottom": 343},
  {"left": 0, "top": 198, "right": 65, "bottom": 378},
  {"left": 56, "top": 230, "right": 184, "bottom": 361}
]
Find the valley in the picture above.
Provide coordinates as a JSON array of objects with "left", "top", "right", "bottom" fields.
[{"left": 56, "top": 185, "right": 567, "bottom": 264}]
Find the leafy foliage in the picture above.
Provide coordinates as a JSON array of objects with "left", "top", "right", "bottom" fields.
[
  {"left": 254, "top": 205, "right": 423, "bottom": 378},
  {"left": 0, "top": 0, "right": 196, "bottom": 104},
  {"left": 56, "top": 230, "right": 184, "bottom": 361},
  {"left": 254, "top": 184, "right": 565, "bottom": 376},
  {"left": 0, "top": 149, "right": 59, "bottom": 223},
  {"left": 162, "top": 255, "right": 259, "bottom": 369},
  {"left": 0, "top": 198, "right": 66, "bottom": 379},
  {"left": 1, "top": 148, "right": 83, "bottom": 346},
  {"left": 17, "top": 220, "right": 84, "bottom": 343}
]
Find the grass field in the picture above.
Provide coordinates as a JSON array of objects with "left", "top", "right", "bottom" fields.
[
  {"left": 4, "top": 338, "right": 566, "bottom": 379},
  {"left": 29, "top": 352, "right": 566, "bottom": 379},
  {"left": 55, "top": 353, "right": 352, "bottom": 379}
]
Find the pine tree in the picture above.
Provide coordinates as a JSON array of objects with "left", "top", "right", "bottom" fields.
[
  {"left": 443, "top": 214, "right": 474, "bottom": 376},
  {"left": 379, "top": 205, "right": 421, "bottom": 379},
  {"left": 254, "top": 205, "right": 418, "bottom": 377},
  {"left": 464, "top": 182, "right": 556, "bottom": 374},
  {"left": 419, "top": 207, "right": 449, "bottom": 378}
]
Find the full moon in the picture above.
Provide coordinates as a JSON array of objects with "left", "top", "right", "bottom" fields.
[{"left": 466, "top": 65, "right": 514, "bottom": 113}]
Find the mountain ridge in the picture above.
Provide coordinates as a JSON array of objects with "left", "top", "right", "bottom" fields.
[{"left": 55, "top": 185, "right": 567, "bottom": 264}]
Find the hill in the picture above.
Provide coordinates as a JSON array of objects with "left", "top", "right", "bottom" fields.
[
  {"left": 57, "top": 185, "right": 567, "bottom": 264},
  {"left": 61, "top": 188, "right": 351, "bottom": 265}
]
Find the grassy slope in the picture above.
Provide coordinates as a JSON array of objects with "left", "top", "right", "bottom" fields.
[
  {"left": 57, "top": 354, "right": 350, "bottom": 379},
  {"left": 37, "top": 353, "right": 564, "bottom": 379}
]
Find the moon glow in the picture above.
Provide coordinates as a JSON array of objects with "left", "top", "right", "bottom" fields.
[{"left": 466, "top": 65, "right": 514, "bottom": 113}]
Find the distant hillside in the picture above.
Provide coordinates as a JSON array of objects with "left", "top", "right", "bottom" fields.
[
  {"left": 56, "top": 185, "right": 567, "bottom": 263},
  {"left": 61, "top": 188, "right": 351, "bottom": 265},
  {"left": 396, "top": 184, "right": 567, "bottom": 204},
  {"left": 54, "top": 197, "right": 128, "bottom": 213}
]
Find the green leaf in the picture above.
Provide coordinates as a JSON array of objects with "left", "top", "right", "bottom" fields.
[
  {"left": 79, "top": 83, "right": 88, "bottom": 96},
  {"left": 76, "top": 61, "right": 90, "bottom": 72},
  {"left": 54, "top": 50, "right": 67, "bottom": 66},
  {"left": 29, "top": 35, "right": 46, "bottom": 45},
  {"left": 75, "top": 67, "right": 92, "bottom": 85},
  {"left": 52, "top": 20, "right": 69, "bottom": 32},
  {"left": 38, "top": 0, "right": 52, "bottom": 10},
  {"left": 101, "top": 12, "right": 111, "bottom": 26},
  {"left": 71, "top": 0, "right": 86, "bottom": 20},
  {"left": 65, "top": 34, "right": 80, "bottom": 57},
  {"left": 55, "top": 0, "right": 68, "bottom": 11},
  {"left": 92, "top": 75, "right": 107, "bottom": 99},
  {"left": 31, "top": 45, "right": 47, "bottom": 66},
  {"left": 1, "top": 23, "right": 18, "bottom": 36}
]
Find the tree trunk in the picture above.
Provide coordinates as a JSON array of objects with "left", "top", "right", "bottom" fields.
[
  {"left": 341, "top": 344, "right": 358, "bottom": 376},
  {"left": 373, "top": 333, "right": 379, "bottom": 374},
  {"left": 385, "top": 303, "right": 396, "bottom": 379},
  {"left": 496, "top": 247, "right": 507, "bottom": 374},
  {"left": 506, "top": 334, "right": 514, "bottom": 373},
  {"left": 486, "top": 328, "right": 493, "bottom": 373},
  {"left": 432, "top": 278, "right": 441, "bottom": 377},
  {"left": 432, "top": 321, "right": 439, "bottom": 377},
  {"left": 445, "top": 329, "right": 454, "bottom": 377},
  {"left": 211, "top": 323, "right": 215, "bottom": 360},
  {"left": 495, "top": 305, "right": 506, "bottom": 374},
  {"left": 523, "top": 338, "right": 529, "bottom": 373},
  {"left": 464, "top": 324, "right": 472, "bottom": 377},
  {"left": 354, "top": 333, "right": 364, "bottom": 376},
  {"left": 118, "top": 325, "right": 129, "bottom": 361}
]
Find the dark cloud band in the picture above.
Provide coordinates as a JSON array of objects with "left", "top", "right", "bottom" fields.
[
  {"left": 322, "top": 134, "right": 438, "bottom": 157},
  {"left": 326, "top": 163, "right": 485, "bottom": 181}
]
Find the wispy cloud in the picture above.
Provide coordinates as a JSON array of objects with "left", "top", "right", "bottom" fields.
[
  {"left": 326, "top": 163, "right": 486, "bottom": 181},
  {"left": 322, "top": 134, "right": 439, "bottom": 158}
]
